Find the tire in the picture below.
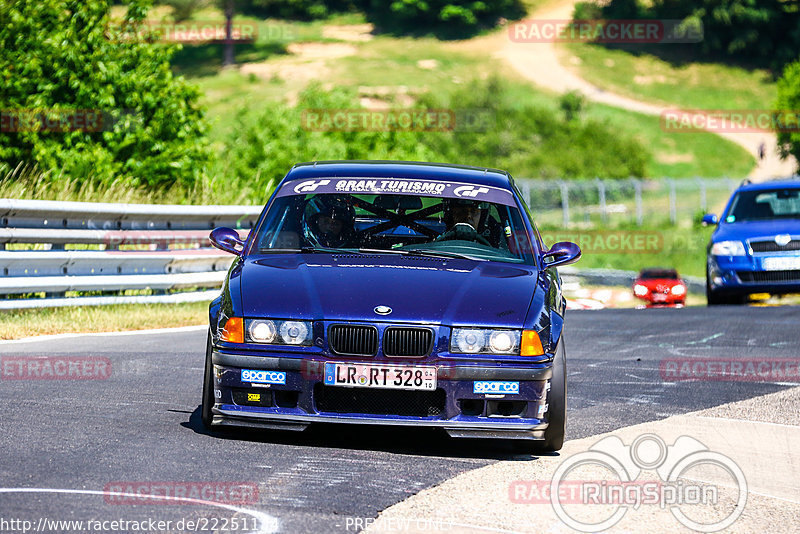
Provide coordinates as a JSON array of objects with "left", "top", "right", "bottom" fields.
[
  {"left": 706, "top": 274, "right": 743, "bottom": 305},
  {"left": 512, "top": 338, "right": 566, "bottom": 454},
  {"left": 201, "top": 331, "right": 216, "bottom": 429},
  {"left": 539, "top": 337, "right": 567, "bottom": 452}
]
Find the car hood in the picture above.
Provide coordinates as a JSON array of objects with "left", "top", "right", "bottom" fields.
[
  {"left": 714, "top": 220, "right": 800, "bottom": 242},
  {"left": 238, "top": 254, "right": 538, "bottom": 327},
  {"left": 638, "top": 278, "right": 683, "bottom": 287}
]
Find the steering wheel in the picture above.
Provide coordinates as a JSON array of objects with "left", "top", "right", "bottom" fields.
[{"left": 436, "top": 223, "right": 492, "bottom": 246}]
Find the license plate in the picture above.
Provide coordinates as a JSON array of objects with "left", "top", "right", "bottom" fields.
[
  {"left": 763, "top": 257, "right": 800, "bottom": 271},
  {"left": 653, "top": 293, "right": 667, "bottom": 302},
  {"left": 324, "top": 363, "right": 437, "bottom": 391}
]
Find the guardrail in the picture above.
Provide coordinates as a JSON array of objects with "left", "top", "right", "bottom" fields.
[
  {"left": 1, "top": 197, "right": 709, "bottom": 310},
  {"left": 559, "top": 266, "right": 705, "bottom": 293},
  {"left": 0, "top": 199, "right": 261, "bottom": 309}
]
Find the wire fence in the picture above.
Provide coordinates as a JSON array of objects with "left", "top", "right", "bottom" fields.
[{"left": 517, "top": 178, "right": 741, "bottom": 228}]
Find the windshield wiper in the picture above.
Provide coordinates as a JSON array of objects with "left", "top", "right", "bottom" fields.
[
  {"left": 300, "top": 246, "right": 367, "bottom": 255},
  {"left": 357, "top": 248, "right": 484, "bottom": 261},
  {"left": 408, "top": 249, "right": 486, "bottom": 261},
  {"left": 258, "top": 247, "right": 365, "bottom": 254}
]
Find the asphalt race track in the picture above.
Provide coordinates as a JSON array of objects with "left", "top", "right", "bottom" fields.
[{"left": 1, "top": 306, "right": 798, "bottom": 533}]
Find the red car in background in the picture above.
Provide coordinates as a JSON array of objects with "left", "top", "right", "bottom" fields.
[{"left": 633, "top": 268, "right": 687, "bottom": 306}]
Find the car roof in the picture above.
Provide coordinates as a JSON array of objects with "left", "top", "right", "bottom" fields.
[
  {"left": 737, "top": 179, "right": 800, "bottom": 193},
  {"left": 286, "top": 160, "right": 514, "bottom": 189}
]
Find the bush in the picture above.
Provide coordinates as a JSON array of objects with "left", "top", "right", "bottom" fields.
[
  {"left": 0, "top": 0, "right": 213, "bottom": 191},
  {"left": 215, "top": 84, "right": 440, "bottom": 197},
  {"left": 775, "top": 60, "right": 800, "bottom": 173},
  {"left": 218, "top": 78, "right": 649, "bottom": 192},
  {"left": 559, "top": 91, "right": 586, "bottom": 122},
  {"left": 416, "top": 77, "right": 649, "bottom": 178}
]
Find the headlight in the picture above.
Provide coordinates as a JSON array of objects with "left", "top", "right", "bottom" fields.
[
  {"left": 633, "top": 284, "right": 649, "bottom": 297},
  {"left": 671, "top": 284, "right": 686, "bottom": 296},
  {"left": 711, "top": 240, "right": 746, "bottom": 256},
  {"left": 280, "top": 321, "right": 310, "bottom": 345},
  {"left": 245, "top": 319, "right": 312, "bottom": 346},
  {"left": 451, "top": 328, "right": 522, "bottom": 355},
  {"left": 453, "top": 329, "right": 486, "bottom": 353},
  {"left": 249, "top": 320, "right": 277, "bottom": 343}
]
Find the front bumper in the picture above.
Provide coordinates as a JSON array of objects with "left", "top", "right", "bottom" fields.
[
  {"left": 708, "top": 254, "right": 800, "bottom": 295},
  {"left": 210, "top": 350, "right": 553, "bottom": 440}
]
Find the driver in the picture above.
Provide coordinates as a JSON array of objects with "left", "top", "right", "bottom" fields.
[
  {"left": 303, "top": 196, "right": 356, "bottom": 248},
  {"left": 437, "top": 198, "right": 501, "bottom": 247}
]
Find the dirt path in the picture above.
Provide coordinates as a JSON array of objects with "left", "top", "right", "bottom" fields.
[{"left": 498, "top": 0, "right": 797, "bottom": 180}]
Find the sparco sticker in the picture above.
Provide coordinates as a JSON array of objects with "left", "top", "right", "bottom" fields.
[{"left": 276, "top": 177, "right": 516, "bottom": 206}]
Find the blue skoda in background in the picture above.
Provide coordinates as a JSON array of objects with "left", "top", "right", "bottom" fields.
[
  {"left": 704, "top": 179, "right": 800, "bottom": 305},
  {"left": 202, "top": 161, "right": 581, "bottom": 452}
]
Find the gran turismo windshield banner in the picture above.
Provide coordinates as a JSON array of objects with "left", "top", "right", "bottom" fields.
[{"left": 275, "top": 177, "right": 517, "bottom": 206}]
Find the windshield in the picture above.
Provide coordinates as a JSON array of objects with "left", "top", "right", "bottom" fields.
[
  {"left": 640, "top": 269, "right": 679, "bottom": 280},
  {"left": 251, "top": 190, "right": 535, "bottom": 264},
  {"left": 726, "top": 188, "right": 800, "bottom": 222}
]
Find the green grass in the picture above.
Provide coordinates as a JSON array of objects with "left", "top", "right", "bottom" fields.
[
  {"left": 0, "top": 165, "right": 259, "bottom": 205},
  {"left": 0, "top": 301, "right": 208, "bottom": 340},
  {"left": 586, "top": 104, "right": 754, "bottom": 177},
  {"left": 558, "top": 42, "right": 777, "bottom": 111}
]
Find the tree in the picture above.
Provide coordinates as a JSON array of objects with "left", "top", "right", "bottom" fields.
[
  {"left": 775, "top": 59, "right": 800, "bottom": 172},
  {"left": 0, "top": 0, "right": 212, "bottom": 189},
  {"left": 222, "top": 0, "right": 235, "bottom": 66},
  {"left": 598, "top": 0, "right": 800, "bottom": 72},
  {"left": 359, "top": 0, "right": 526, "bottom": 39}
]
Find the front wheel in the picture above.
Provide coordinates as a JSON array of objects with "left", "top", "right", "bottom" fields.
[
  {"left": 201, "top": 331, "right": 216, "bottom": 429},
  {"left": 706, "top": 277, "right": 743, "bottom": 306},
  {"left": 514, "top": 337, "right": 566, "bottom": 454},
  {"left": 540, "top": 338, "right": 566, "bottom": 452}
]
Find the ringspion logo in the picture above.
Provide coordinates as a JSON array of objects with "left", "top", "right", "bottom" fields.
[{"left": 511, "top": 433, "right": 747, "bottom": 532}]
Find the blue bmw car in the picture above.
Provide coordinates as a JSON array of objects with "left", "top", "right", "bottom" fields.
[
  {"left": 704, "top": 179, "right": 800, "bottom": 304},
  {"left": 202, "top": 161, "right": 581, "bottom": 452}
]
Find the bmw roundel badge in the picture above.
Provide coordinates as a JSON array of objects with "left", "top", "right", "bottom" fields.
[{"left": 374, "top": 305, "right": 392, "bottom": 315}]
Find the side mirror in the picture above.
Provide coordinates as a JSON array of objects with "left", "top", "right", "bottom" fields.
[
  {"left": 542, "top": 241, "right": 581, "bottom": 268},
  {"left": 210, "top": 227, "right": 244, "bottom": 256},
  {"left": 701, "top": 214, "right": 719, "bottom": 226}
]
